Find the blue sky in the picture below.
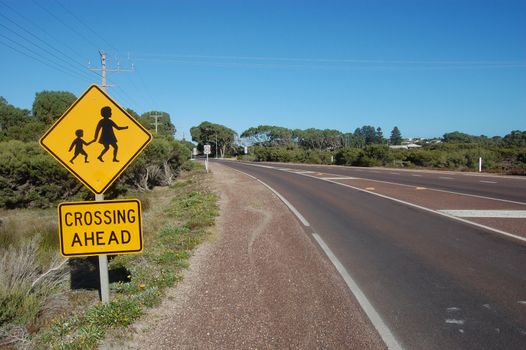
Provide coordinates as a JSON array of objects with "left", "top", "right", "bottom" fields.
[{"left": 0, "top": 0, "right": 524, "bottom": 140}]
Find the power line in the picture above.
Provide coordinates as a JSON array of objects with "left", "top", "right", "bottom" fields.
[
  {"left": 135, "top": 52, "right": 525, "bottom": 66},
  {"left": 0, "top": 2, "right": 103, "bottom": 82},
  {"left": 0, "top": 21, "right": 96, "bottom": 81},
  {"left": 0, "top": 0, "right": 85, "bottom": 60},
  {"left": 133, "top": 53, "right": 526, "bottom": 70},
  {"left": 55, "top": 0, "right": 119, "bottom": 54},
  {"left": 0, "top": 35, "right": 88, "bottom": 81},
  {"left": 31, "top": 0, "right": 100, "bottom": 51}
]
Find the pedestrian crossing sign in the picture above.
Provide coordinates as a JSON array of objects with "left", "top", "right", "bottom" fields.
[{"left": 40, "top": 84, "right": 152, "bottom": 194}]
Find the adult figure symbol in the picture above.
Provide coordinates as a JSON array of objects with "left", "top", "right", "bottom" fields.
[{"left": 93, "top": 106, "right": 128, "bottom": 162}]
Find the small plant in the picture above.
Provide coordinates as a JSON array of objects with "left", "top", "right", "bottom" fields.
[{"left": 33, "top": 164, "right": 218, "bottom": 349}]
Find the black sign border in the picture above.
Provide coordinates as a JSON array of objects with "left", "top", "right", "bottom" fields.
[
  {"left": 40, "top": 84, "right": 152, "bottom": 195},
  {"left": 57, "top": 199, "right": 143, "bottom": 257}
]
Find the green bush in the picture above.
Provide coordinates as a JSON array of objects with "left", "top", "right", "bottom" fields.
[{"left": 0, "top": 141, "right": 88, "bottom": 208}]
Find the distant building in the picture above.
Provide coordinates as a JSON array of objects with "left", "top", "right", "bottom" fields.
[{"left": 389, "top": 143, "right": 422, "bottom": 150}]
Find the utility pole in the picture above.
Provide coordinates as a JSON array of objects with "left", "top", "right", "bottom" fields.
[
  {"left": 150, "top": 113, "right": 162, "bottom": 134},
  {"left": 88, "top": 50, "right": 134, "bottom": 304},
  {"left": 89, "top": 50, "right": 134, "bottom": 90}
]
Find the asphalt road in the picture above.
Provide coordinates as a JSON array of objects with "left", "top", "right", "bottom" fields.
[
  {"left": 262, "top": 162, "right": 526, "bottom": 203},
  {"left": 216, "top": 160, "right": 526, "bottom": 350}
]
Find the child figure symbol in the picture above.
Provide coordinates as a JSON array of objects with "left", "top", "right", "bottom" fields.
[
  {"left": 69, "top": 129, "right": 93, "bottom": 164},
  {"left": 92, "top": 106, "right": 128, "bottom": 162}
]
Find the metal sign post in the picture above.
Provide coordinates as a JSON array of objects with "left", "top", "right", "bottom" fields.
[
  {"left": 40, "top": 84, "right": 151, "bottom": 304},
  {"left": 204, "top": 144, "right": 211, "bottom": 173}
]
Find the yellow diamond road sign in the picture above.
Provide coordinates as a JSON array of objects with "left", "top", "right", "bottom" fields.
[
  {"left": 40, "top": 85, "right": 152, "bottom": 194},
  {"left": 58, "top": 199, "right": 143, "bottom": 257}
]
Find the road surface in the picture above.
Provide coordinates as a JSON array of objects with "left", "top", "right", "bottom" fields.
[{"left": 217, "top": 160, "right": 526, "bottom": 350}]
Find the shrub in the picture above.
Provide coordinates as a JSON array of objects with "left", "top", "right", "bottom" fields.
[{"left": 0, "top": 141, "right": 88, "bottom": 208}]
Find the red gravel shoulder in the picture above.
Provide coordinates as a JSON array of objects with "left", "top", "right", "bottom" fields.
[{"left": 110, "top": 162, "right": 385, "bottom": 349}]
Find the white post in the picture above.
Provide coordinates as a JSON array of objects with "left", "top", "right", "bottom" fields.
[
  {"left": 478, "top": 157, "right": 482, "bottom": 173},
  {"left": 96, "top": 194, "right": 110, "bottom": 303},
  {"left": 205, "top": 153, "right": 209, "bottom": 173}
]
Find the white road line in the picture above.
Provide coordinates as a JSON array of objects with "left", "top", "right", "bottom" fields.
[
  {"left": 439, "top": 177, "right": 455, "bottom": 180},
  {"left": 411, "top": 174, "right": 422, "bottom": 177},
  {"left": 321, "top": 177, "right": 357, "bottom": 180},
  {"left": 316, "top": 177, "right": 526, "bottom": 243},
  {"left": 390, "top": 172, "right": 400, "bottom": 175},
  {"left": 480, "top": 180, "right": 497, "bottom": 184},
  {"left": 234, "top": 162, "right": 526, "bottom": 242},
  {"left": 438, "top": 210, "right": 526, "bottom": 218},
  {"left": 230, "top": 168, "right": 310, "bottom": 227},
  {"left": 244, "top": 162, "right": 526, "bottom": 206},
  {"left": 231, "top": 165, "right": 403, "bottom": 349},
  {"left": 291, "top": 170, "right": 315, "bottom": 174},
  {"left": 312, "top": 233, "right": 403, "bottom": 350}
]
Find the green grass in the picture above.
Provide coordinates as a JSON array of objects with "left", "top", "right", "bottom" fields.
[{"left": 32, "top": 163, "right": 218, "bottom": 349}]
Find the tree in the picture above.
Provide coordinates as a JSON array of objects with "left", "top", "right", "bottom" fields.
[
  {"left": 139, "top": 111, "right": 176, "bottom": 138},
  {"left": 503, "top": 130, "right": 526, "bottom": 148},
  {"left": 357, "top": 125, "right": 377, "bottom": 145},
  {"left": 442, "top": 131, "right": 476, "bottom": 143},
  {"left": 296, "top": 128, "right": 343, "bottom": 150},
  {"left": 0, "top": 97, "right": 33, "bottom": 141},
  {"left": 190, "top": 121, "right": 237, "bottom": 157},
  {"left": 376, "top": 127, "right": 384, "bottom": 144},
  {"left": 390, "top": 126, "right": 402, "bottom": 145},
  {"left": 32, "top": 91, "right": 76, "bottom": 125},
  {"left": 241, "top": 125, "right": 293, "bottom": 147}
]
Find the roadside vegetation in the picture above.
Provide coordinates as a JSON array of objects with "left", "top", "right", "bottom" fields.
[
  {"left": 1, "top": 162, "right": 218, "bottom": 348},
  {"left": 0, "top": 91, "right": 219, "bottom": 348},
  {"left": 187, "top": 122, "right": 525, "bottom": 175},
  {"left": 240, "top": 126, "right": 526, "bottom": 175}
]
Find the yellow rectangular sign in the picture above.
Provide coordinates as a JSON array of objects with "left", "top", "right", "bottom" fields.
[{"left": 58, "top": 199, "right": 143, "bottom": 257}]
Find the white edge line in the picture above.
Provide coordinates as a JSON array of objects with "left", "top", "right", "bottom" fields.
[
  {"left": 312, "top": 233, "right": 403, "bottom": 350},
  {"left": 230, "top": 165, "right": 401, "bottom": 350},
  {"left": 319, "top": 178, "right": 526, "bottom": 243},
  {"left": 319, "top": 172, "right": 525, "bottom": 206},
  {"left": 230, "top": 168, "right": 310, "bottom": 227},
  {"left": 239, "top": 163, "right": 526, "bottom": 242}
]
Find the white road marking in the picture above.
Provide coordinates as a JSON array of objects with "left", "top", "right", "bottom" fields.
[
  {"left": 230, "top": 165, "right": 401, "bottom": 350},
  {"left": 390, "top": 172, "right": 400, "bottom": 175},
  {"left": 312, "top": 233, "right": 403, "bottom": 350},
  {"left": 445, "top": 319, "right": 465, "bottom": 325},
  {"left": 439, "top": 177, "right": 455, "bottom": 180},
  {"left": 480, "top": 180, "right": 497, "bottom": 184},
  {"left": 411, "top": 174, "right": 422, "bottom": 177},
  {"left": 321, "top": 177, "right": 357, "bottom": 180},
  {"left": 438, "top": 210, "right": 526, "bottom": 218},
  {"left": 291, "top": 170, "right": 315, "bottom": 174},
  {"left": 236, "top": 162, "right": 526, "bottom": 242},
  {"left": 447, "top": 307, "right": 461, "bottom": 312},
  {"left": 314, "top": 177, "right": 526, "bottom": 243}
]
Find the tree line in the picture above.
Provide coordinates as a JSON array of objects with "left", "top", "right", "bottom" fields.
[
  {"left": 0, "top": 92, "right": 192, "bottom": 209},
  {"left": 189, "top": 121, "right": 526, "bottom": 175}
]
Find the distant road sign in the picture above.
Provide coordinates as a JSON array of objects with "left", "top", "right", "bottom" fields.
[
  {"left": 40, "top": 85, "right": 152, "bottom": 194},
  {"left": 58, "top": 199, "right": 143, "bottom": 257},
  {"left": 204, "top": 144, "right": 211, "bottom": 155}
]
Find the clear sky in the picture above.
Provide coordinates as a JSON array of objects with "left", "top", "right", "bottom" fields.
[{"left": 0, "top": 0, "right": 524, "bottom": 140}]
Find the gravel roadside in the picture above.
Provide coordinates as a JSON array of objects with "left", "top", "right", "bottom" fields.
[{"left": 109, "top": 162, "right": 385, "bottom": 349}]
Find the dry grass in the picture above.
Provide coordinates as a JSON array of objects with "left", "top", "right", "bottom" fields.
[{"left": 0, "top": 209, "right": 69, "bottom": 345}]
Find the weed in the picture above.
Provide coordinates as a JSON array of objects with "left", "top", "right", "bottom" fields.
[{"left": 32, "top": 168, "right": 218, "bottom": 349}]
